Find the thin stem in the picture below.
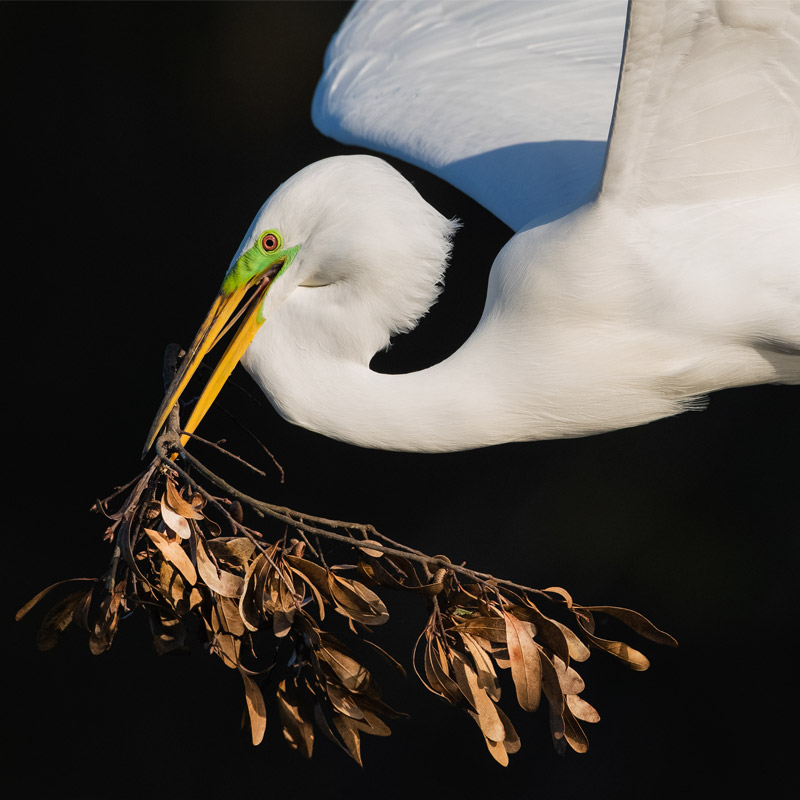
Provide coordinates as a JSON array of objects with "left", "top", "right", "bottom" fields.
[{"left": 155, "top": 434, "right": 550, "bottom": 600}]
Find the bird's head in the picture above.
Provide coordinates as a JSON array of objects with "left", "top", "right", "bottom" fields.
[{"left": 143, "top": 154, "right": 457, "bottom": 455}]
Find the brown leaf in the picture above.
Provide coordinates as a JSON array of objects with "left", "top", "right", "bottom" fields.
[
  {"left": 511, "top": 602, "right": 573, "bottom": 665},
  {"left": 467, "top": 709, "right": 511, "bottom": 767},
  {"left": 504, "top": 610, "right": 542, "bottom": 712},
  {"left": 457, "top": 631, "right": 500, "bottom": 701},
  {"left": 208, "top": 537, "right": 257, "bottom": 569},
  {"left": 326, "top": 682, "right": 367, "bottom": 720},
  {"left": 331, "top": 714, "right": 363, "bottom": 766},
  {"left": 15, "top": 578, "right": 94, "bottom": 623},
  {"left": 451, "top": 654, "right": 505, "bottom": 743},
  {"left": 550, "top": 619, "right": 591, "bottom": 662},
  {"left": 494, "top": 704, "right": 522, "bottom": 754},
  {"left": 239, "top": 554, "right": 267, "bottom": 632},
  {"left": 159, "top": 495, "right": 192, "bottom": 540},
  {"left": 562, "top": 702, "right": 589, "bottom": 753},
  {"left": 165, "top": 479, "right": 204, "bottom": 519},
  {"left": 277, "top": 679, "right": 314, "bottom": 758},
  {"left": 578, "top": 624, "right": 651, "bottom": 671},
  {"left": 150, "top": 613, "right": 187, "bottom": 655},
  {"left": 319, "top": 638, "right": 371, "bottom": 693},
  {"left": 210, "top": 603, "right": 241, "bottom": 668},
  {"left": 35, "top": 591, "right": 85, "bottom": 651},
  {"left": 567, "top": 693, "right": 600, "bottom": 724},
  {"left": 419, "top": 634, "right": 460, "bottom": 703},
  {"left": 583, "top": 605, "right": 678, "bottom": 647},
  {"left": 159, "top": 560, "right": 189, "bottom": 609},
  {"left": 145, "top": 527, "right": 197, "bottom": 586},
  {"left": 328, "top": 573, "right": 389, "bottom": 626},
  {"left": 240, "top": 671, "right": 267, "bottom": 746},
  {"left": 273, "top": 610, "right": 294, "bottom": 638},
  {"left": 350, "top": 707, "right": 393, "bottom": 737},
  {"left": 538, "top": 651, "right": 565, "bottom": 717},
  {"left": 552, "top": 656, "right": 585, "bottom": 695},
  {"left": 287, "top": 563, "right": 327, "bottom": 620},
  {"left": 544, "top": 586, "right": 574, "bottom": 607},
  {"left": 455, "top": 616, "right": 507, "bottom": 643},
  {"left": 196, "top": 537, "right": 244, "bottom": 598},
  {"left": 217, "top": 596, "right": 246, "bottom": 637},
  {"left": 284, "top": 555, "right": 332, "bottom": 601},
  {"left": 466, "top": 709, "right": 511, "bottom": 766},
  {"left": 357, "top": 540, "right": 385, "bottom": 558}
]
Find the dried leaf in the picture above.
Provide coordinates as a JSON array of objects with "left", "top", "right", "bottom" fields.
[
  {"left": 196, "top": 538, "right": 244, "bottom": 598},
  {"left": 511, "top": 602, "right": 573, "bottom": 665},
  {"left": 578, "top": 624, "right": 651, "bottom": 671},
  {"left": 165, "top": 480, "right": 204, "bottom": 519},
  {"left": 350, "top": 707, "right": 393, "bottom": 737},
  {"left": 150, "top": 613, "right": 187, "bottom": 655},
  {"left": 457, "top": 631, "right": 500, "bottom": 701},
  {"left": 285, "top": 555, "right": 332, "bottom": 600},
  {"left": 451, "top": 654, "right": 505, "bottom": 742},
  {"left": 327, "top": 682, "right": 367, "bottom": 720},
  {"left": 553, "top": 656, "right": 585, "bottom": 695},
  {"left": 551, "top": 619, "right": 591, "bottom": 662},
  {"left": 504, "top": 611, "right": 542, "bottom": 712},
  {"left": 584, "top": 605, "right": 678, "bottom": 647},
  {"left": 328, "top": 574, "right": 389, "bottom": 626},
  {"left": 538, "top": 651, "right": 565, "bottom": 717},
  {"left": 562, "top": 702, "right": 589, "bottom": 753},
  {"left": 331, "top": 714, "right": 363, "bottom": 766},
  {"left": 35, "top": 591, "right": 85, "bottom": 650},
  {"left": 467, "top": 710, "right": 511, "bottom": 767},
  {"left": 287, "top": 563, "right": 327, "bottom": 620},
  {"left": 217, "top": 596, "right": 246, "bottom": 637},
  {"left": 15, "top": 579, "right": 93, "bottom": 623},
  {"left": 495, "top": 704, "right": 521, "bottom": 754},
  {"left": 208, "top": 537, "right": 257, "bottom": 569},
  {"left": 277, "top": 679, "right": 314, "bottom": 758},
  {"left": 159, "top": 495, "right": 192, "bottom": 539},
  {"left": 319, "top": 639, "right": 371, "bottom": 692},
  {"left": 455, "top": 616, "right": 507, "bottom": 643},
  {"left": 210, "top": 603, "right": 241, "bottom": 668},
  {"left": 240, "top": 554, "right": 266, "bottom": 632},
  {"left": 419, "top": 635, "right": 460, "bottom": 703},
  {"left": 357, "top": 540, "right": 385, "bottom": 558},
  {"left": 545, "top": 586, "right": 574, "bottom": 607},
  {"left": 145, "top": 527, "right": 197, "bottom": 586},
  {"left": 566, "top": 693, "right": 600, "bottom": 724},
  {"left": 240, "top": 672, "right": 267, "bottom": 746}
]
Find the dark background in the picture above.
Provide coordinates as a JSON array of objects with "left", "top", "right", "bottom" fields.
[{"left": 6, "top": 2, "right": 798, "bottom": 797}]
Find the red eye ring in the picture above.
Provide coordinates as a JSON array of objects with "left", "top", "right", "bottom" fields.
[{"left": 261, "top": 232, "right": 280, "bottom": 252}]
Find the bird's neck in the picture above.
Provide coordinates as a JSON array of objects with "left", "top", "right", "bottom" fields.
[
  {"left": 244, "top": 321, "right": 514, "bottom": 452},
  {"left": 242, "top": 301, "right": 687, "bottom": 453}
]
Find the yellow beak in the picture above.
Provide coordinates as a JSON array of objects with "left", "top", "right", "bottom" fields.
[{"left": 142, "top": 263, "right": 282, "bottom": 457}]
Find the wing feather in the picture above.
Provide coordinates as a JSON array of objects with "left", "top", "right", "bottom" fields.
[
  {"left": 601, "top": 0, "right": 800, "bottom": 207},
  {"left": 313, "top": 0, "right": 628, "bottom": 230}
]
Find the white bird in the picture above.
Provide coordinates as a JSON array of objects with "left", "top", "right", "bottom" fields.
[{"left": 145, "top": 0, "right": 799, "bottom": 456}]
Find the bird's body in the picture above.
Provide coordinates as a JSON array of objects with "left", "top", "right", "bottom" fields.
[{"left": 147, "top": 0, "right": 800, "bottom": 456}]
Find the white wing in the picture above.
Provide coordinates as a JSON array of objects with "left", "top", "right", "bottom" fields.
[
  {"left": 312, "top": 0, "right": 629, "bottom": 230},
  {"left": 601, "top": 0, "right": 800, "bottom": 207}
]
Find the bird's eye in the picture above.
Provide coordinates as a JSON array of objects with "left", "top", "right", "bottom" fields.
[{"left": 260, "top": 231, "right": 281, "bottom": 252}]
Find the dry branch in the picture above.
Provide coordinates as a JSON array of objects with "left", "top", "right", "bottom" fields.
[{"left": 17, "top": 346, "right": 677, "bottom": 765}]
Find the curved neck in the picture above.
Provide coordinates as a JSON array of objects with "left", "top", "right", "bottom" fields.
[{"left": 245, "top": 325, "right": 513, "bottom": 452}]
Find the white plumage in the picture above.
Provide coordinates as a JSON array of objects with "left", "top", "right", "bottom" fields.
[{"left": 149, "top": 0, "right": 800, "bottom": 455}]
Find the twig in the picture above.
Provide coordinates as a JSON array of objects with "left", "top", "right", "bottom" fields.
[{"left": 155, "top": 433, "right": 550, "bottom": 600}]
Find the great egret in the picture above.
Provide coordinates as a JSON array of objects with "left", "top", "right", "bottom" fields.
[{"left": 145, "top": 0, "right": 799, "bottom": 456}]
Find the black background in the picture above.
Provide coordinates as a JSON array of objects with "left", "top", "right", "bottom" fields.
[{"left": 6, "top": 2, "right": 798, "bottom": 798}]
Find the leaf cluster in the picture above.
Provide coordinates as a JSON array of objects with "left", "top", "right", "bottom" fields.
[{"left": 17, "top": 351, "right": 677, "bottom": 764}]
